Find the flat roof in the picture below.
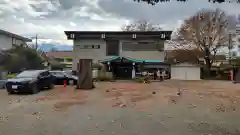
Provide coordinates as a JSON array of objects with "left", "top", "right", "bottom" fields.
[
  {"left": 64, "top": 31, "right": 172, "bottom": 40},
  {"left": 0, "top": 29, "right": 32, "bottom": 42},
  {"left": 45, "top": 51, "right": 73, "bottom": 58}
]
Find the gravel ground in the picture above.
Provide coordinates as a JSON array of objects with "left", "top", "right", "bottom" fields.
[{"left": 0, "top": 80, "right": 240, "bottom": 135}]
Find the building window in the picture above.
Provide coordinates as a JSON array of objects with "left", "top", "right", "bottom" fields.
[
  {"left": 91, "top": 45, "right": 100, "bottom": 49},
  {"left": 160, "top": 34, "right": 165, "bottom": 39},
  {"left": 70, "top": 34, "right": 75, "bottom": 39},
  {"left": 66, "top": 58, "right": 73, "bottom": 62},
  {"left": 132, "top": 34, "right": 136, "bottom": 39},
  {"left": 106, "top": 40, "right": 119, "bottom": 56},
  {"left": 12, "top": 38, "right": 17, "bottom": 45},
  {"left": 101, "top": 33, "right": 105, "bottom": 39},
  {"left": 80, "top": 45, "right": 100, "bottom": 49},
  {"left": 84, "top": 45, "right": 92, "bottom": 49},
  {"left": 122, "top": 41, "right": 163, "bottom": 51},
  {"left": 55, "top": 58, "right": 64, "bottom": 62}
]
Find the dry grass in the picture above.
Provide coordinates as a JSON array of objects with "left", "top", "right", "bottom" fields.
[
  {"left": 53, "top": 100, "right": 86, "bottom": 111},
  {"left": 100, "top": 80, "right": 240, "bottom": 113},
  {"left": 30, "top": 80, "right": 240, "bottom": 113},
  {"left": 30, "top": 86, "right": 89, "bottom": 111},
  {"left": 2, "top": 80, "right": 240, "bottom": 135}
]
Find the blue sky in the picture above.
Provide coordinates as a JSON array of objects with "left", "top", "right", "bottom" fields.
[{"left": 0, "top": 0, "right": 240, "bottom": 47}]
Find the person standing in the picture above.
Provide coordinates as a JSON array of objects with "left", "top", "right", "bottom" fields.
[
  {"left": 153, "top": 69, "right": 157, "bottom": 80},
  {"left": 162, "top": 70, "right": 165, "bottom": 81},
  {"left": 157, "top": 69, "right": 161, "bottom": 81},
  {"left": 159, "top": 70, "right": 163, "bottom": 81}
]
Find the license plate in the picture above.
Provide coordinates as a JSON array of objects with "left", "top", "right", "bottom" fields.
[{"left": 12, "top": 85, "right": 18, "bottom": 89}]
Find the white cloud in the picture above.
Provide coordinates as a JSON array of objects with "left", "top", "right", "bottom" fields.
[
  {"left": 0, "top": 0, "right": 240, "bottom": 49},
  {"left": 19, "top": 18, "right": 25, "bottom": 23},
  {"left": 31, "top": 38, "right": 73, "bottom": 46},
  {"left": 70, "top": 22, "right": 76, "bottom": 26}
]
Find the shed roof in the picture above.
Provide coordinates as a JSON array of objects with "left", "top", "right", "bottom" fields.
[
  {"left": 99, "top": 56, "right": 165, "bottom": 64},
  {"left": 45, "top": 51, "right": 73, "bottom": 58},
  {"left": 171, "top": 61, "right": 202, "bottom": 67},
  {"left": 0, "top": 29, "right": 32, "bottom": 42}
]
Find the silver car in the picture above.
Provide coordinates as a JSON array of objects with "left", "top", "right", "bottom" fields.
[{"left": 0, "top": 80, "right": 6, "bottom": 89}]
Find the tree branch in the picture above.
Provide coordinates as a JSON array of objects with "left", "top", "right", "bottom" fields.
[{"left": 133, "top": 0, "right": 240, "bottom": 5}]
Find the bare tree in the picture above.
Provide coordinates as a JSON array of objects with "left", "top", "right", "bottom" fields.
[
  {"left": 174, "top": 9, "right": 230, "bottom": 76},
  {"left": 122, "top": 20, "right": 162, "bottom": 31},
  {"left": 166, "top": 48, "right": 204, "bottom": 63},
  {"left": 133, "top": 0, "right": 240, "bottom": 5}
]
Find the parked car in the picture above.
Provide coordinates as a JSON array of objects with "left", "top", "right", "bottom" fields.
[
  {"left": 50, "top": 71, "right": 78, "bottom": 85},
  {"left": 5, "top": 70, "right": 54, "bottom": 94},
  {"left": 0, "top": 80, "right": 6, "bottom": 89}
]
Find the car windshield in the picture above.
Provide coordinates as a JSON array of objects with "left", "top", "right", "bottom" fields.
[
  {"left": 16, "top": 71, "right": 40, "bottom": 78},
  {"left": 64, "top": 71, "right": 73, "bottom": 76},
  {"left": 51, "top": 71, "right": 66, "bottom": 77}
]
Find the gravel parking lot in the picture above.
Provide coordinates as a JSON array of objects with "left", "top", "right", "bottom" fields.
[{"left": 0, "top": 80, "right": 240, "bottom": 135}]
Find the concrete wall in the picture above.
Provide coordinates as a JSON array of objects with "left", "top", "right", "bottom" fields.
[
  {"left": 73, "top": 39, "right": 109, "bottom": 70},
  {"left": 171, "top": 63, "right": 201, "bottom": 80},
  {"left": 0, "top": 34, "right": 13, "bottom": 50},
  {"left": 14, "top": 38, "right": 26, "bottom": 46},
  {"left": 120, "top": 40, "right": 164, "bottom": 61},
  {"left": 0, "top": 34, "right": 28, "bottom": 50},
  {"left": 73, "top": 39, "right": 165, "bottom": 70}
]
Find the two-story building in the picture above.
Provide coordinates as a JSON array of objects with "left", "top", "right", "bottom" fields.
[
  {"left": 0, "top": 29, "right": 32, "bottom": 79},
  {"left": 64, "top": 31, "right": 172, "bottom": 79},
  {"left": 45, "top": 51, "right": 73, "bottom": 69},
  {"left": 0, "top": 29, "right": 32, "bottom": 50}
]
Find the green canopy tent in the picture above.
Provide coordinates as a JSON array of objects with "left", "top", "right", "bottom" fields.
[{"left": 99, "top": 56, "right": 143, "bottom": 63}]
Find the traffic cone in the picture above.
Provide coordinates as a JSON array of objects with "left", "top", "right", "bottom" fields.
[
  {"left": 230, "top": 71, "right": 233, "bottom": 81},
  {"left": 63, "top": 80, "right": 67, "bottom": 88}
]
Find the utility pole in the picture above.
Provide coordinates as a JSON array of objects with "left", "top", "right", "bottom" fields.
[
  {"left": 228, "top": 32, "right": 232, "bottom": 64},
  {"left": 35, "top": 34, "right": 38, "bottom": 50}
]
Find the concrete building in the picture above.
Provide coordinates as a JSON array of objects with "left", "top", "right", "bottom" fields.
[
  {"left": 64, "top": 31, "right": 172, "bottom": 79},
  {"left": 45, "top": 51, "right": 73, "bottom": 69},
  {"left": 0, "top": 29, "right": 31, "bottom": 79},
  {"left": 0, "top": 29, "right": 32, "bottom": 50},
  {"left": 171, "top": 62, "right": 201, "bottom": 80}
]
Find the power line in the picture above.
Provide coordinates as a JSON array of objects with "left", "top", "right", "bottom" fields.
[{"left": 35, "top": 34, "right": 38, "bottom": 50}]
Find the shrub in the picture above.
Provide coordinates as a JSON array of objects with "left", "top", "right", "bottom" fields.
[
  {"left": 133, "top": 76, "right": 150, "bottom": 83},
  {"left": 96, "top": 75, "right": 113, "bottom": 81},
  {"left": 92, "top": 63, "right": 102, "bottom": 69},
  {"left": 7, "top": 74, "right": 17, "bottom": 79}
]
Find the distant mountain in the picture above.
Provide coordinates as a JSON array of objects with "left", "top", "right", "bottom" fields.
[{"left": 38, "top": 44, "right": 73, "bottom": 52}]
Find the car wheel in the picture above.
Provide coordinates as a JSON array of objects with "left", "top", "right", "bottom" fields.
[
  {"left": 47, "top": 83, "right": 54, "bottom": 89},
  {"left": 7, "top": 90, "right": 14, "bottom": 95},
  {"left": 66, "top": 79, "right": 70, "bottom": 85},
  {"left": 31, "top": 84, "right": 39, "bottom": 94},
  {"left": 73, "top": 80, "right": 77, "bottom": 85},
  {"left": 69, "top": 80, "right": 74, "bottom": 85}
]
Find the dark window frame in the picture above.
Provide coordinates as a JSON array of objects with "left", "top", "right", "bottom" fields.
[
  {"left": 106, "top": 40, "right": 119, "bottom": 56},
  {"left": 55, "top": 58, "right": 64, "bottom": 62},
  {"left": 81, "top": 45, "right": 100, "bottom": 49},
  {"left": 40, "top": 71, "right": 50, "bottom": 77},
  {"left": 66, "top": 58, "right": 73, "bottom": 62}
]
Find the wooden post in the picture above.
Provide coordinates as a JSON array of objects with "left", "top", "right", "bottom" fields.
[{"left": 76, "top": 59, "right": 95, "bottom": 89}]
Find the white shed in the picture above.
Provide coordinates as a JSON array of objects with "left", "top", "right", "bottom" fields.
[{"left": 171, "top": 62, "right": 201, "bottom": 80}]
